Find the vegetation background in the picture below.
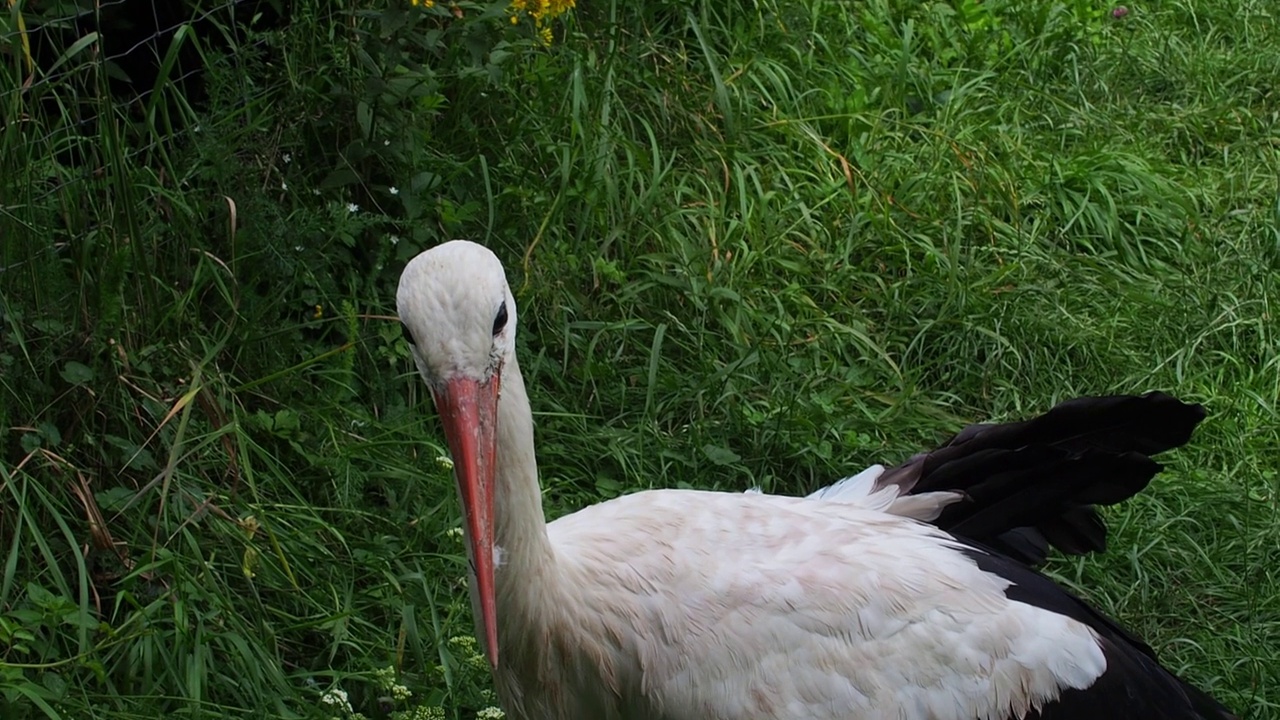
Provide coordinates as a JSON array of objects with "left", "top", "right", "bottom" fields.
[{"left": 1, "top": 0, "right": 1277, "bottom": 717}]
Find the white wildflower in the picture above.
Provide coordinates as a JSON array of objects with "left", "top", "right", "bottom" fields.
[
  {"left": 389, "top": 235, "right": 400, "bottom": 246},
  {"left": 448, "top": 635, "right": 476, "bottom": 651},
  {"left": 435, "top": 455, "right": 454, "bottom": 470},
  {"left": 320, "top": 687, "right": 352, "bottom": 713},
  {"left": 281, "top": 181, "right": 288, "bottom": 190},
  {"left": 384, "top": 139, "right": 391, "bottom": 146},
  {"left": 477, "top": 707, "right": 506, "bottom": 719},
  {"left": 445, "top": 527, "right": 463, "bottom": 541},
  {"left": 347, "top": 202, "right": 359, "bottom": 213},
  {"left": 283, "top": 152, "right": 292, "bottom": 164},
  {"left": 389, "top": 186, "right": 399, "bottom": 195},
  {"left": 311, "top": 188, "right": 321, "bottom": 196}
]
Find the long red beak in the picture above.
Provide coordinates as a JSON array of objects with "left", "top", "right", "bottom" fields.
[{"left": 433, "top": 375, "right": 501, "bottom": 669}]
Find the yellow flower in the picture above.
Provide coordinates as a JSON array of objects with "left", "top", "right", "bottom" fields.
[
  {"left": 508, "top": 0, "right": 575, "bottom": 40},
  {"left": 406, "top": 0, "right": 575, "bottom": 43}
]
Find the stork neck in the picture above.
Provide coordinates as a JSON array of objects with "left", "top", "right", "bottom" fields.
[
  {"left": 493, "top": 355, "right": 554, "bottom": 571},
  {"left": 488, "top": 356, "right": 612, "bottom": 715}
]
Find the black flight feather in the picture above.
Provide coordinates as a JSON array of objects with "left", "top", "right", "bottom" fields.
[
  {"left": 959, "top": 544, "right": 1237, "bottom": 720},
  {"left": 879, "top": 392, "right": 1206, "bottom": 565}
]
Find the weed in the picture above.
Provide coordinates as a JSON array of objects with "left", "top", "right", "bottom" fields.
[{"left": 1, "top": 0, "right": 1276, "bottom": 717}]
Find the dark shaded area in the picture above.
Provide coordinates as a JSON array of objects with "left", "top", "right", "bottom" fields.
[{"left": 25, "top": 0, "right": 289, "bottom": 103}]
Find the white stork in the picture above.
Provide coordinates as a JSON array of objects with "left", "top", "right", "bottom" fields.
[{"left": 396, "top": 239, "right": 1236, "bottom": 720}]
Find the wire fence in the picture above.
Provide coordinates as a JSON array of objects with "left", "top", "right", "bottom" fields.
[
  {"left": 2, "top": 0, "right": 266, "bottom": 105},
  {"left": 1, "top": 0, "right": 280, "bottom": 205}
]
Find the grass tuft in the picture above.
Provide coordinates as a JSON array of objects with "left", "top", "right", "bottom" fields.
[{"left": 1, "top": 0, "right": 1277, "bottom": 717}]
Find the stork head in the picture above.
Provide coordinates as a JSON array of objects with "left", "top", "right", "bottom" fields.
[{"left": 397, "top": 240, "right": 516, "bottom": 669}]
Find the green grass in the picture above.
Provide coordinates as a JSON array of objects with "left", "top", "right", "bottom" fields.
[{"left": 1, "top": 0, "right": 1278, "bottom": 717}]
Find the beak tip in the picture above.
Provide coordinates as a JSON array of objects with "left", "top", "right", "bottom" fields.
[{"left": 485, "top": 620, "right": 499, "bottom": 669}]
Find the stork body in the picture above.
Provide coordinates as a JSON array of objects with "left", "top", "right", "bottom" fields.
[{"left": 397, "top": 240, "right": 1235, "bottom": 720}]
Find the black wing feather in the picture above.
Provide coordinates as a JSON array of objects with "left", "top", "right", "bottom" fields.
[
  {"left": 959, "top": 544, "right": 1237, "bottom": 720},
  {"left": 879, "top": 392, "right": 1206, "bottom": 565},
  {"left": 870, "top": 393, "right": 1233, "bottom": 717}
]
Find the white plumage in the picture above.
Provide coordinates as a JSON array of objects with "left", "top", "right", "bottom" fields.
[
  {"left": 540, "top": 490, "right": 1104, "bottom": 719},
  {"left": 397, "top": 240, "right": 1234, "bottom": 720}
]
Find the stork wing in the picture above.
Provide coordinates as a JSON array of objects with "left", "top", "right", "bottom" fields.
[
  {"left": 565, "top": 489, "right": 1236, "bottom": 720},
  {"left": 957, "top": 540, "right": 1236, "bottom": 719},
  {"left": 804, "top": 392, "right": 1206, "bottom": 565}
]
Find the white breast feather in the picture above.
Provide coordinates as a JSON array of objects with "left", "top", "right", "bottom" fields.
[{"left": 543, "top": 490, "right": 1107, "bottom": 720}]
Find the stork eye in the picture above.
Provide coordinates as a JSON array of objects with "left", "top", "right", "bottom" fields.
[
  {"left": 492, "top": 301, "right": 508, "bottom": 336},
  {"left": 400, "top": 322, "right": 416, "bottom": 346}
]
